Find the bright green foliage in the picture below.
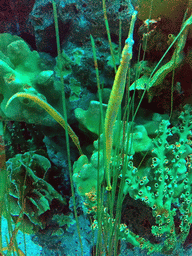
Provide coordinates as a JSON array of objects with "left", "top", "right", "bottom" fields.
[{"left": 1, "top": 1, "right": 192, "bottom": 255}]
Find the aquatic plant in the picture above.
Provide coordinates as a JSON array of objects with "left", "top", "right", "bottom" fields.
[{"left": 1, "top": 0, "right": 192, "bottom": 255}]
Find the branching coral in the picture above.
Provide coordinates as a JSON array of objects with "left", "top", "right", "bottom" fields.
[{"left": 120, "top": 105, "right": 192, "bottom": 253}]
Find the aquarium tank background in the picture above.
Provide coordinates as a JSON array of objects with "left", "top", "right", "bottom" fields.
[{"left": 1, "top": 0, "right": 192, "bottom": 255}]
